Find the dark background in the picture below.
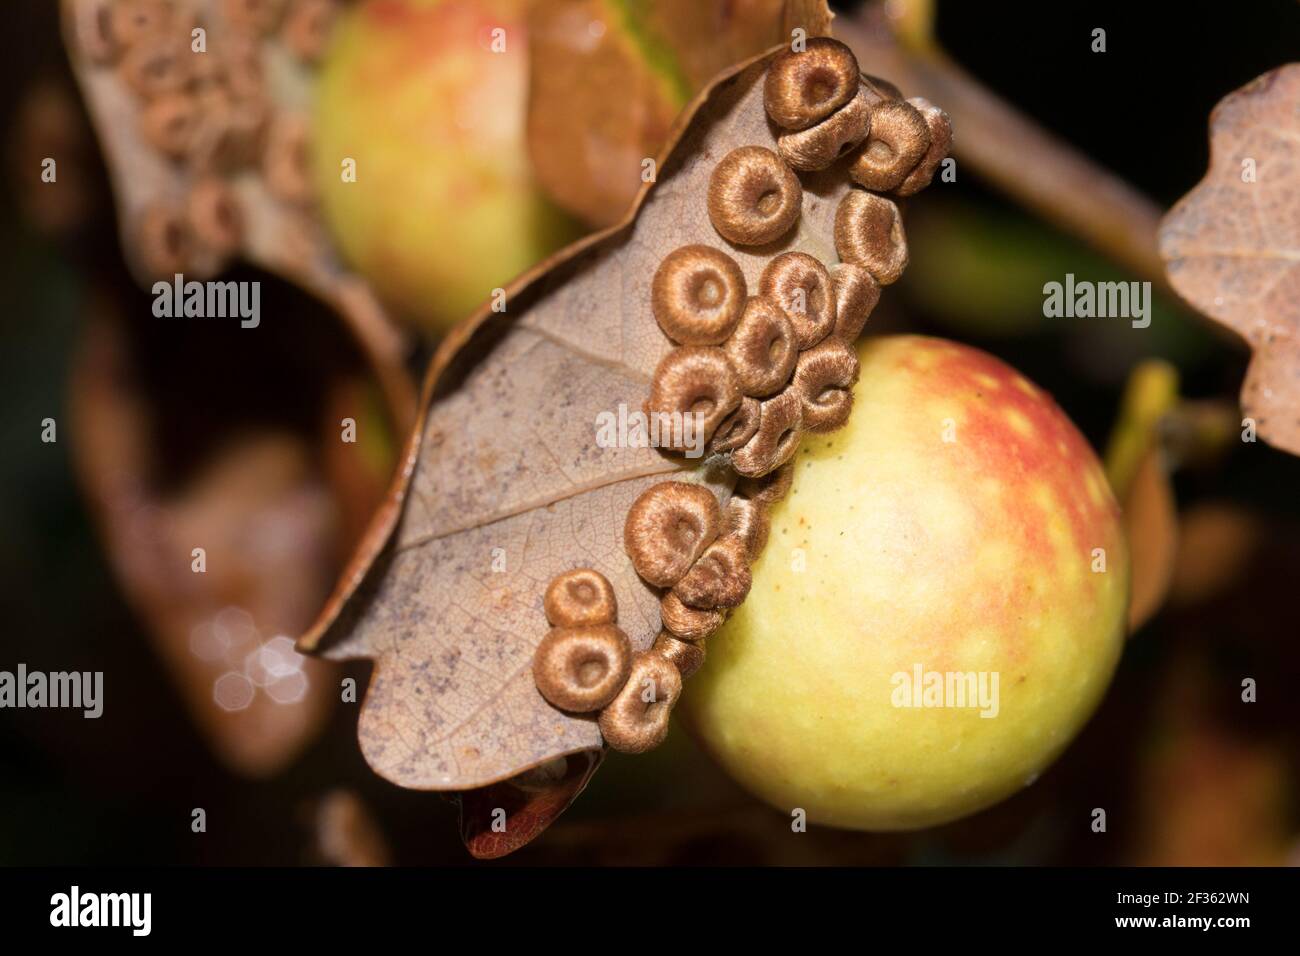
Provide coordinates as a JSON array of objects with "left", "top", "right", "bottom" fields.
[{"left": 1, "top": 1, "right": 1298, "bottom": 865}]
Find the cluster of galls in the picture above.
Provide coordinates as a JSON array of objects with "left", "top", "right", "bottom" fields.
[
  {"left": 534, "top": 465, "right": 794, "bottom": 755},
  {"left": 533, "top": 38, "right": 948, "bottom": 753},
  {"left": 646, "top": 37, "right": 952, "bottom": 483},
  {"left": 70, "top": 0, "right": 338, "bottom": 277},
  {"left": 531, "top": 568, "right": 682, "bottom": 755}
]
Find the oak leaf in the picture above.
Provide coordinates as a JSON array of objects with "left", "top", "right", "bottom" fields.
[
  {"left": 1159, "top": 64, "right": 1300, "bottom": 458},
  {"left": 59, "top": 0, "right": 417, "bottom": 774},
  {"left": 60, "top": 0, "right": 413, "bottom": 400},
  {"left": 69, "top": 281, "right": 405, "bottom": 776},
  {"left": 300, "top": 50, "right": 867, "bottom": 830}
]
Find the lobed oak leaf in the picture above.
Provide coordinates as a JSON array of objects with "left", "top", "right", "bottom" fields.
[
  {"left": 59, "top": 0, "right": 418, "bottom": 774},
  {"left": 299, "top": 47, "right": 907, "bottom": 852},
  {"left": 1159, "top": 64, "right": 1300, "bottom": 458}
]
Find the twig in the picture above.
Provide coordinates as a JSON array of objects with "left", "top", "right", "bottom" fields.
[{"left": 838, "top": 6, "right": 1170, "bottom": 292}]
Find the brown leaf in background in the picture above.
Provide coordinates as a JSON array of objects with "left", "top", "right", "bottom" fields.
[
  {"left": 60, "top": 0, "right": 413, "bottom": 412},
  {"left": 9, "top": 77, "right": 103, "bottom": 237},
  {"left": 308, "top": 790, "right": 391, "bottom": 867},
  {"left": 1135, "top": 724, "right": 1293, "bottom": 866},
  {"left": 1131, "top": 653, "right": 1294, "bottom": 866},
  {"left": 527, "top": 0, "right": 833, "bottom": 227},
  {"left": 59, "top": 1, "right": 419, "bottom": 774},
  {"left": 1159, "top": 64, "right": 1300, "bottom": 458},
  {"left": 301, "top": 52, "right": 860, "bottom": 801},
  {"left": 1168, "top": 502, "right": 1261, "bottom": 607},
  {"left": 69, "top": 285, "right": 409, "bottom": 776}
]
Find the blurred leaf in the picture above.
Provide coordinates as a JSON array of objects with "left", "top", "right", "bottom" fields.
[
  {"left": 60, "top": 0, "right": 412, "bottom": 398},
  {"left": 1136, "top": 726, "right": 1292, "bottom": 866},
  {"left": 308, "top": 790, "right": 391, "bottom": 867},
  {"left": 1160, "top": 63, "right": 1300, "bottom": 458},
  {"left": 1105, "top": 363, "right": 1261, "bottom": 631},
  {"left": 69, "top": 286, "right": 410, "bottom": 776},
  {"left": 1168, "top": 502, "right": 1261, "bottom": 607},
  {"left": 903, "top": 200, "right": 1066, "bottom": 335},
  {"left": 1132, "top": 655, "right": 1293, "bottom": 866},
  {"left": 8, "top": 77, "right": 103, "bottom": 237},
  {"left": 322, "top": 377, "right": 399, "bottom": 546},
  {"left": 59, "top": 0, "right": 420, "bottom": 774},
  {"left": 1121, "top": 448, "right": 1178, "bottom": 635},
  {"left": 883, "top": 0, "right": 936, "bottom": 53},
  {"left": 905, "top": 198, "right": 1213, "bottom": 381},
  {"left": 1104, "top": 360, "right": 1179, "bottom": 496},
  {"left": 527, "top": 0, "right": 833, "bottom": 227},
  {"left": 1158, "top": 399, "right": 1240, "bottom": 472}
]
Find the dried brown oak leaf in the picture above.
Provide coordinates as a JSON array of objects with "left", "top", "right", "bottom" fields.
[
  {"left": 300, "top": 51, "right": 859, "bottom": 801},
  {"left": 1159, "top": 64, "right": 1300, "bottom": 458},
  {"left": 528, "top": 0, "right": 834, "bottom": 227},
  {"left": 60, "top": 0, "right": 417, "bottom": 774},
  {"left": 60, "top": 0, "right": 412, "bottom": 413}
]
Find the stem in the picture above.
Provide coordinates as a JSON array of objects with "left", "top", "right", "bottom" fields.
[{"left": 837, "top": 6, "right": 1170, "bottom": 292}]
